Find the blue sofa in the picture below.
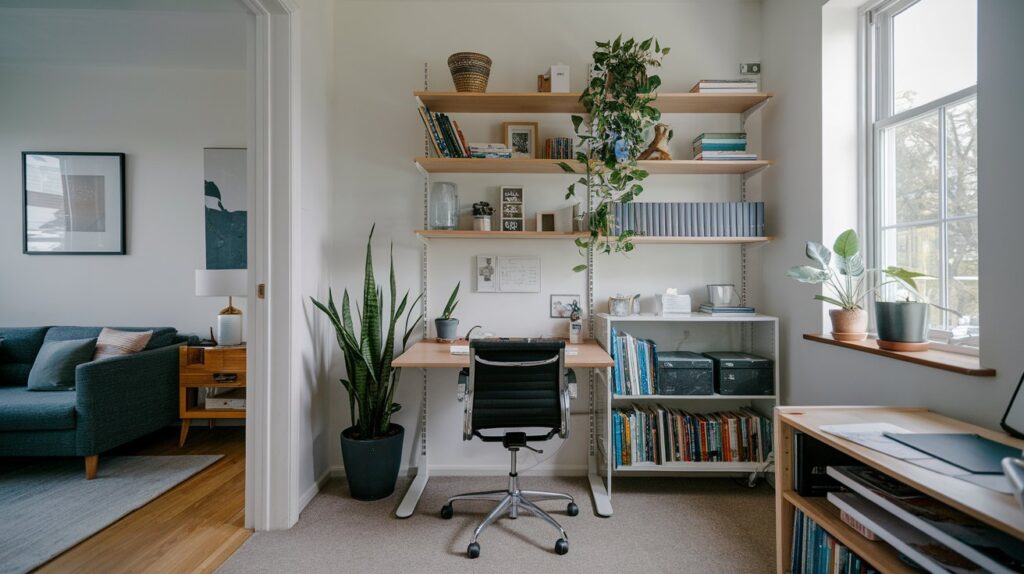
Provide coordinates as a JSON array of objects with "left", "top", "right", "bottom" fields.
[{"left": 0, "top": 326, "right": 184, "bottom": 478}]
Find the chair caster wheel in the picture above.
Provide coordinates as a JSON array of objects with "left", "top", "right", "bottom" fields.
[
  {"left": 566, "top": 502, "right": 579, "bottom": 516},
  {"left": 467, "top": 542, "right": 480, "bottom": 559},
  {"left": 555, "top": 538, "right": 569, "bottom": 555},
  {"left": 441, "top": 504, "right": 453, "bottom": 519}
]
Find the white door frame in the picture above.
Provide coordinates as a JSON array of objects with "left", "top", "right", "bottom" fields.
[{"left": 241, "top": 0, "right": 297, "bottom": 531}]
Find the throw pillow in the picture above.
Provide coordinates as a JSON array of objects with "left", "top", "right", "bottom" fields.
[
  {"left": 93, "top": 328, "right": 153, "bottom": 360},
  {"left": 27, "top": 338, "right": 97, "bottom": 391}
]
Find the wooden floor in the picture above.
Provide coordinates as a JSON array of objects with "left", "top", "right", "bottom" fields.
[{"left": 36, "top": 426, "right": 249, "bottom": 574}]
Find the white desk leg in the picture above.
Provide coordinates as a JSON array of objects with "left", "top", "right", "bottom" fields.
[
  {"left": 396, "top": 367, "right": 430, "bottom": 518},
  {"left": 588, "top": 473, "right": 613, "bottom": 517}
]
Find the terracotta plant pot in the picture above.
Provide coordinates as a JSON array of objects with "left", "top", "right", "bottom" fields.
[{"left": 829, "top": 308, "right": 868, "bottom": 341}]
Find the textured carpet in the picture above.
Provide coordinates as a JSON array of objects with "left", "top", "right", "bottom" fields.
[
  {"left": 0, "top": 455, "right": 222, "bottom": 574},
  {"left": 220, "top": 476, "right": 775, "bottom": 573}
]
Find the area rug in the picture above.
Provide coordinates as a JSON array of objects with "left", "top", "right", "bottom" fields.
[{"left": 0, "top": 454, "right": 222, "bottom": 574}]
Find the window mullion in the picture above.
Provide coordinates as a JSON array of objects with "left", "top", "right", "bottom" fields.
[{"left": 938, "top": 106, "right": 949, "bottom": 329}]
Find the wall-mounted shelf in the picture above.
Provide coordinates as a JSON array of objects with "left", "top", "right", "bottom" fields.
[
  {"left": 415, "top": 91, "right": 772, "bottom": 114},
  {"left": 595, "top": 313, "right": 778, "bottom": 323},
  {"left": 613, "top": 461, "right": 764, "bottom": 474},
  {"left": 611, "top": 394, "right": 777, "bottom": 401},
  {"left": 414, "top": 230, "right": 771, "bottom": 245},
  {"left": 415, "top": 157, "right": 772, "bottom": 175}
]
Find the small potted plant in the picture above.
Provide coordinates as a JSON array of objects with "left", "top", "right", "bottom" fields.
[
  {"left": 874, "top": 289, "right": 960, "bottom": 351},
  {"left": 435, "top": 282, "right": 460, "bottom": 342},
  {"left": 472, "top": 202, "right": 493, "bottom": 231},
  {"left": 786, "top": 229, "right": 923, "bottom": 342}
]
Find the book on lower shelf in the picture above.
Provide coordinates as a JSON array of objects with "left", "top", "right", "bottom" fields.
[
  {"left": 204, "top": 388, "right": 246, "bottom": 410},
  {"left": 699, "top": 303, "right": 756, "bottom": 315},
  {"left": 609, "top": 201, "right": 765, "bottom": 237},
  {"left": 611, "top": 406, "right": 772, "bottom": 467},
  {"left": 791, "top": 508, "right": 879, "bottom": 574}
]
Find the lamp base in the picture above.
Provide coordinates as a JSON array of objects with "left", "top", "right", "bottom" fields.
[{"left": 217, "top": 313, "right": 243, "bottom": 346}]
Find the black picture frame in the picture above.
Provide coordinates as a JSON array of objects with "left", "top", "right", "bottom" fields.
[{"left": 22, "top": 151, "right": 127, "bottom": 255}]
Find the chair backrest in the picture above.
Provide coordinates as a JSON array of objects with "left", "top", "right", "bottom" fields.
[{"left": 467, "top": 339, "right": 566, "bottom": 439}]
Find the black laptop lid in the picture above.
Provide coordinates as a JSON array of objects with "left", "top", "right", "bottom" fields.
[{"left": 884, "top": 432, "right": 1023, "bottom": 474}]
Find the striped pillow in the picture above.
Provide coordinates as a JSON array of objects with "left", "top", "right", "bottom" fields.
[{"left": 93, "top": 328, "right": 153, "bottom": 360}]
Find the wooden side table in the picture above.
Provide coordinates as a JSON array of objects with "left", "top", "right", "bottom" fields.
[{"left": 178, "top": 345, "right": 246, "bottom": 447}]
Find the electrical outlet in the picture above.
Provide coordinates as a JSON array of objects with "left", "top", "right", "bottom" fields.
[{"left": 740, "top": 62, "right": 761, "bottom": 75}]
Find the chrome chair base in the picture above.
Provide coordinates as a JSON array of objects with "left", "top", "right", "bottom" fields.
[{"left": 441, "top": 450, "right": 577, "bottom": 558}]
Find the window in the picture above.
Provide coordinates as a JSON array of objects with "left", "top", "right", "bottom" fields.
[{"left": 868, "top": 0, "right": 979, "bottom": 352}]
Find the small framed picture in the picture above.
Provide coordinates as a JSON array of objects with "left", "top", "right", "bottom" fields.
[
  {"left": 476, "top": 255, "right": 497, "bottom": 292},
  {"left": 23, "top": 152, "right": 126, "bottom": 254},
  {"left": 503, "top": 122, "right": 539, "bottom": 159},
  {"left": 550, "top": 294, "right": 582, "bottom": 318}
]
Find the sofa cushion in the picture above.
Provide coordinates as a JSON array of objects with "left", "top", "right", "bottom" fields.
[
  {"left": 45, "top": 326, "right": 178, "bottom": 350},
  {"left": 0, "top": 327, "right": 50, "bottom": 386},
  {"left": 93, "top": 327, "right": 153, "bottom": 360},
  {"left": 0, "top": 386, "right": 77, "bottom": 430},
  {"left": 27, "top": 338, "right": 97, "bottom": 391}
]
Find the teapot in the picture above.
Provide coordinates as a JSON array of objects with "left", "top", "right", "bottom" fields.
[{"left": 608, "top": 293, "right": 640, "bottom": 317}]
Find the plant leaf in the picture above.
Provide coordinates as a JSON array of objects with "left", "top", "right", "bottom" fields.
[
  {"left": 786, "top": 265, "right": 830, "bottom": 284},
  {"left": 832, "top": 229, "right": 860, "bottom": 258},
  {"left": 813, "top": 294, "right": 849, "bottom": 308},
  {"left": 572, "top": 264, "right": 588, "bottom": 273},
  {"left": 805, "top": 241, "right": 831, "bottom": 269},
  {"left": 837, "top": 251, "right": 865, "bottom": 277}
]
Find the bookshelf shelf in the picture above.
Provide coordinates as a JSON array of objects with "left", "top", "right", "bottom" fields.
[
  {"left": 415, "top": 230, "right": 770, "bottom": 244},
  {"left": 611, "top": 394, "right": 777, "bottom": 401},
  {"left": 624, "top": 235, "right": 772, "bottom": 245},
  {"left": 614, "top": 461, "right": 764, "bottom": 474},
  {"left": 595, "top": 312, "right": 779, "bottom": 323},
  {"left": 415, "top": 157, "right": 772, "bottom": 175},
  {"left": 415, "top": 91, "right": 772, "bottom": 114},
  {"left": 783, "top": 492, "right": 917, "bottom": 574}
]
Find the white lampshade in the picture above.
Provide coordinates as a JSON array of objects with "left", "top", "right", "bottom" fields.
[{"left": 195, "top": 269, "right": 247, "bottom": 297}]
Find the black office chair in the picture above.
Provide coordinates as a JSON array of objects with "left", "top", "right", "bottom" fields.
[{"left": 441, "top": 339, "right": 579, "bottom": 559}]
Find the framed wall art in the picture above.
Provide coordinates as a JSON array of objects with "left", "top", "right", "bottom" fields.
[{"left": 23, "top": 152, "right": 126, "bottom": 255}]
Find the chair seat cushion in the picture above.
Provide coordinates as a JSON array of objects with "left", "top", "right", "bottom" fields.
[{"left": 0, "top": 386, "right": 77, "bottom": 430}]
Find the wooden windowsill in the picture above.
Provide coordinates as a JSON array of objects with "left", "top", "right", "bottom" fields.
[{"left": 803, "top": 334, "right": 995, "bottom": 377}]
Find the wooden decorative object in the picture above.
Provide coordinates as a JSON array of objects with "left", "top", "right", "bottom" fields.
[
  {"left": 876, "top": 339, "right": 930, "bottom": 352},
  {"left": 638, "top": 123, "right": 673, "bottom": 160},
  {"left": 537, "top": 74, "right": 551, "bottom": 92}
]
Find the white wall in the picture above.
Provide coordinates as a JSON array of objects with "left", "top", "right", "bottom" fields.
[
  {"left": 327, "top": 0, "right": 762, "bottom": 475},
  {"left": 759, "top": 0, "right": 1023, "bottom": 428},
  {"left": 0, "top": 7, "right": 249, "bottom": 336}
]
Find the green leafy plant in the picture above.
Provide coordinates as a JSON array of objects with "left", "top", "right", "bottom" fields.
[
  {"left": 440, "top": 282, "right": 460, "bottom": 320},
  {"left": 785, "top": 229, "right": 932, "bottom": 310},
  {"left": 311, "top": 225, "right": 422, "bottom": 439},
  {"left": 558, "top": 35, "right": 670, "bottom": 271}
]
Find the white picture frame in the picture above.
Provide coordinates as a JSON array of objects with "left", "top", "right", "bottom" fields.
[
  {"left": 550, "top": 294, "right": 582, "bottom": 318},
  {"left": 476, "top": 255, "right": 497, "bottom": 292}
]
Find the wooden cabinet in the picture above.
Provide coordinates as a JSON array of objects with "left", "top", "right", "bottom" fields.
[{"left": 178, "top": 345, "right": 246, "bottom": 446}]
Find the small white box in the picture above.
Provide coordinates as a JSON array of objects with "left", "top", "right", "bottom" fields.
[
  {"left": 656, "top": 293, "right": 692, "bottom": 315},
  {"left": 548, "top": 64, "right": 570, "bottom": 93}
]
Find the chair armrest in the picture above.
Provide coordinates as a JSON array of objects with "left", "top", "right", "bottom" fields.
[{"left": 74, "top": 343, "right": 183, "bottom": 454}]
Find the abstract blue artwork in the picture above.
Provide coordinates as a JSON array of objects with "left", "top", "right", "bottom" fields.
[{"left": 204, "top": 148, "right": 247, "bottom": 269}]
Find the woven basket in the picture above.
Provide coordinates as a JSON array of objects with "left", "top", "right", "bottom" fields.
[{"left": 448, "top": 52, "right": 492, "bottom": 93}]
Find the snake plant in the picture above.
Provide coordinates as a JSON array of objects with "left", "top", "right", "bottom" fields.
[{"left": 311, "top": 225, "right": 422, "bottom": 439}]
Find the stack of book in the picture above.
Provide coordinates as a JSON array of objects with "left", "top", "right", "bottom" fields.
[
  {"left": 791, "top": 509, "right": 877, "bottom": 574},
  {"left": 468, "top": 143, "right": 512, "bottom": 159},
  {"left": 699, "top": 303, "right": 755, "bottom": 316},
  {"left": 693, "top": 132, "right": 757, "bottom": 161},
  {"left": 612, "top": 407, "right": 773, "bottom": 466},
  {"left": 609, "top": 202, "right": 765, "bottom": 237},
  {"left": 416, "top": 105, "right": 469, "bottom": 158},
  {"left": 689, "top": 79, "right": 760, "bottom": 94},
  {"left": 545, "top": 137, "right": 573, "bottom": 160},
  {"left": 609, "top": 329, "right": 657, "bottom": 396}
]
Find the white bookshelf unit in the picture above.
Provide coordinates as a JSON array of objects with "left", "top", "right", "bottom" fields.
[{"left": 589, "top": 313, "right": 779, "bottom": 516}]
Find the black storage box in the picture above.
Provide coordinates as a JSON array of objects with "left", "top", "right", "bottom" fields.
[
  {"left": 656, "top": 351, "right": 714, "bottom": 395},
  {"left": 704, "top": 352, "right": 774, "bottom": 396}
]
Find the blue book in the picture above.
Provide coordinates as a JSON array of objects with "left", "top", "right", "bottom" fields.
[
  {"left": 756, "top": 202, "right": 765, "bottom": 236},
  {"left": 613, "top": 411, "right": 622, "bottom": 467},
  {"left": 637, "top": 340, "right": 648, "bottom": 394},
  {"left": 683, "top": 203, "right": 691, "bottom": 236},
  {"left": 646, "top": 338, "right": 659, "bottom": 394}
]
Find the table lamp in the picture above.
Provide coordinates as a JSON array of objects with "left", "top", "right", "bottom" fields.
[{"left": 195, "top": 269, "right": 247, "bottom": 346}]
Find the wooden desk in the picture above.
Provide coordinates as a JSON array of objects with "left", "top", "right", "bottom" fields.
[
  {"left": 775, "top": 406, "right": 1024, "bottom": 573},
  {"left": 392, "top": 340, "right": 614, "bottom": 369},
  {"left": 388, "top": 339, "right": 612, "bottom": 518}
]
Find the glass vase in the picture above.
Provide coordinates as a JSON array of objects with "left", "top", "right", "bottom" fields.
[{"left": 429, "top": 182, "right": 458, "bottom": 230}]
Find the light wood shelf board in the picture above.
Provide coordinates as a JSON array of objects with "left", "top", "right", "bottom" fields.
[
  {"left": 414, "top": 230, "right": 586, "bottom": 240},
  {"left": 783, "top": 491, "right": 917, "bottom": 574},
  {"left": 414, "top": 157, "right": 772, "bottom": 175},
  {"left": 803, "top": 334, "right": 995, "bottom": 376},
  {"left": 596, "top": 312, "right": 778, "bottom": 322},
  {"left": 611, "top": 394, "right": 777, "bottom": 401},
  {"left": 415, "top": 91, "right": 772, "bottom": 114}
]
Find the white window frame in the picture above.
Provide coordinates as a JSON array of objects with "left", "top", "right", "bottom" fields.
[{"left": 865, "top": 0, "right": 979, "bottom": 355}]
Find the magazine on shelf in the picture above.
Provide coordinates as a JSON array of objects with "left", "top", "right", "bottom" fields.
[{"left": 827, "top": 465, "right": 1024, "bottom": 573}]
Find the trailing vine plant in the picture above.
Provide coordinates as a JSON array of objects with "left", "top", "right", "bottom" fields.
[{"left": 559, "top": 35, "right": 670, "bottom": 272}]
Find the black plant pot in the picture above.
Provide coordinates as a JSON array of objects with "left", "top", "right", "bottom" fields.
[
  {"left": 339, "top": 424, "right": 404, "bottom": 501},
  {"left": 875, "top": 301, "right": 929, "bottom": 343}
]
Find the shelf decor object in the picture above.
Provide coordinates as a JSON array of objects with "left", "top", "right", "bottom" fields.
[
  {"left": 429, "top": 181, "right": 458, "bottom": 230},
  {"left": 415, "top": 91, "right": 772, "bottom": 114},
  {"left": 447, "top": 52, "right": 491, "bottom": 93},
  {"left": 195, "top": 269, "right": 246, "bottom": 346}
]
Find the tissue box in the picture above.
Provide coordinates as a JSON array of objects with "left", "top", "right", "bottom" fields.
[
  {"left": 656, "top": 293, "right": 692, "bottom": 314},
  {"left": 548, "top": 65, "right": 570, "bottom": 93}
]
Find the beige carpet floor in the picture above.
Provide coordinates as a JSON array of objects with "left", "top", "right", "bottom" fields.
[{"left": 220, "top": 475, "right": 775, "bottom": 573}]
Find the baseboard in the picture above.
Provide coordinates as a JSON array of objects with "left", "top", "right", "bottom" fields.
[
  {"left": 297, "top": 466, "right": 332, "bottom": 515},
  {"left": 328, "top": 464, "right": 587, "bottom": 478}
]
